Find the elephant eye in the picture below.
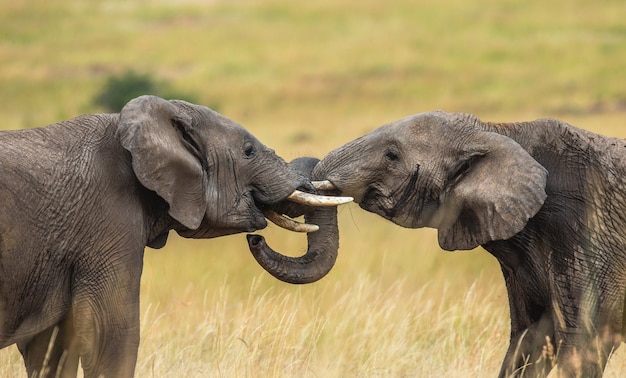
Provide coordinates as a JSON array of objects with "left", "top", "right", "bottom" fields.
[
  {"left": 243, "top": 141, "right": 256, "bottom": 158},
  {"left": 385, "top": 150, "right": 399, "bottom": 162}
]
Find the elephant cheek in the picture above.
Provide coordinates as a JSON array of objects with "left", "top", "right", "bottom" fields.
[
  {"left": 361, "top": 194, "right": 434, "bottom": 229},
  {"left": 179, "top": 216, "right": 267, "bottom": 238},
  {"left": 359, "top": 192, "right": 394, "bottom": 218},
  {"left": 195, "top": 197, "right": 267, "bottom": 236},
  {"left": 215, "top": 207, "right": 268, "bottom": 234}
]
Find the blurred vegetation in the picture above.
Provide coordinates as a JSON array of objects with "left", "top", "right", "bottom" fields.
[
  {"left": 93, "top": 70, "right": 199, "bottom": 112},
  {"left": 1, "top": 0, "right": 625, "bottom": 376},
  {"left": 1, "top": 0, "right": 625, "bottom": 135}
]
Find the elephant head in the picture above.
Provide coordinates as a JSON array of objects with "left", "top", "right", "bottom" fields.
[
  {"left": 316, "top": 111, "right": 548, "bottom": 251},
  {"left": 117, "top": 95, "right": 351, "bottom": 282}
]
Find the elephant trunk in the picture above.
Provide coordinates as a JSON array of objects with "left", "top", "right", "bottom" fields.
[
  {"left": 246, "top": 157, "right": 340, "bottom": 284},
  {"left": 247, "top": 205, "right": 338, "bottom": 284}
]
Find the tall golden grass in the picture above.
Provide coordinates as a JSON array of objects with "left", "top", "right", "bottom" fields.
[{"left": 1, "top": 0, "right": 626, "bottom": 376}]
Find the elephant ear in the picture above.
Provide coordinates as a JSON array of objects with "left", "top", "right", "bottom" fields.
[
  {"left": 436, "top": 131, "right": 547, "bottom": 250},
  {"left": 117, "top": 95, "right": 207, "bottom": 230}
]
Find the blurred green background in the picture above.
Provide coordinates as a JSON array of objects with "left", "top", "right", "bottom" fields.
[
  {"left": 1, "top": 0, "right": 625, "bottom": 376},
  {"left": 3, "top": 0, "right": 625, "bottom": 134}
]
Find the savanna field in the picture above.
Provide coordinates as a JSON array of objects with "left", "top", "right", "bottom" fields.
[{"left": 1, "top": 0, "right": 626, "bottom": 376}]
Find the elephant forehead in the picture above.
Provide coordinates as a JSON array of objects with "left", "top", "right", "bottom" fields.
[
  {"left": 400, "top": 111, "right": 475, "bottom": 133},
  {"left": 380, "top": 115, "right": 440, "bottom": 139},
  {"left": 201, "top": 117, "right": 256, "bottom": 145},
  {"left": 180, "top": 103, "right": 248, "bottom": 136}
]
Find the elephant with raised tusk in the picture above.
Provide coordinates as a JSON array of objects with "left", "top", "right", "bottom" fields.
[
  {"left": 315, "top": 111, "right": 626, "bottom": 377},
  {"left": 0, "top": 95, "right": 350, "bottom": 378}
]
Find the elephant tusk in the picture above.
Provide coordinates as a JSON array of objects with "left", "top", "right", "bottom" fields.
[
  {"left": 264, "top": 210, "right": 320, "bottom": 233},
  {"left": 311, "top": 180, "right": 337, "bottom": 191},
  {"left": 287, "top": 190, "right": 353, "bottom": 206}
]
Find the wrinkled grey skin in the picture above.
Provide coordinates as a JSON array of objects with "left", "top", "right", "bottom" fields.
[
  {"left": 0, "top": 96, "right": 335, "bottom": 378},
  {"left": 317, "top": 111, "right": 626, "bottom": 377},
  {"left": 248, "top": 157, "right": 339, "bottom": 284}
]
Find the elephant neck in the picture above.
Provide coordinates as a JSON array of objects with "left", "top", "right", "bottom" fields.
[{"left": 141, "top": 186, "right": 175, "bottom": 249}]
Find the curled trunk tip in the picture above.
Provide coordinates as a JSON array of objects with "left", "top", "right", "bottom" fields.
[
  {"left": 247, "top": 234, "right": 264, "bottom": 249},
  {"left": 246, "top": 229, "right": 337, "bottom": 285}
]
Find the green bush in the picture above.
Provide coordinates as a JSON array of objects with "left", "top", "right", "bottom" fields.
[{"left": 93, "top": 70, "right": 199, "bottom": 112}]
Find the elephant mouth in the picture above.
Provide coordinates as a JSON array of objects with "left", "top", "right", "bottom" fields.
[
  {"left": 360, "top": 186, "right": 397, "bottom": 220},
  {"left": 249, "top": 202, "right": 271, "bottom": 231},
  {"left": 361, "top": 185, "right": 438, "bottom": 229},
  {"left": 177, "top": 185, "right": 351, "bottom": 239},
  {"left": 254, "top": 182, "right": 352, "bottom": 233},
  {"left": 321, "top": 178, "right": 398, "bottom": 222}
]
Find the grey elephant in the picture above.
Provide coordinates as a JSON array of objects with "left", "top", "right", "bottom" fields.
[
  {"left": 0, "top": 95, "right": 349, "bottom": 378},
  {"left": 315, "top": 111, "right": 626, "bottom": 377}
]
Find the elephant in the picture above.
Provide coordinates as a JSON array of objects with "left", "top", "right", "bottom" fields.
[
  {"left": 0, "top": 95, "right": 350, "bottom": 378},
  {"left": 315, "top": 110, "right": 626, "bottom": 377}
]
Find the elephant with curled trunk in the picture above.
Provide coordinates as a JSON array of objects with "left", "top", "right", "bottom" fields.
[
  {"left": 0, "top": 95, "right": 349, "bottom": 378},
  {"left": 316, "top": 111, "right": 626, "bottom": 377}
]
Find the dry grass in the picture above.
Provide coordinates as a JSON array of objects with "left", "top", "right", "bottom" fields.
[
  {"left": 1, "top": 0, "right": 626, "bottom": 376},
  {"left": 133, "top": 274, "right": 509, "bottom": 377},
  {"left": 3, "top": 213, "right": 626, "bottom": 377}
]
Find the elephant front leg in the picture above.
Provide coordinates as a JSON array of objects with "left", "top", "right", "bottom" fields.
[
  {"left": 17, "top": 314, "right": 80, "bottom": 378},
  {"left": 498, "top": 269, "right": 555, "bottom": 377},
  {"left": 72, "top": 292, "right": 141, "bottom": 378},
  {"left": 71, "top": 255, "right": 143, "bottom": 378},
  {"left": 500, "top": 312, "right": 555, "bottom": 378},
  {"left": 551, "top": 309, "right": 619, "bottom": 377},
  {"left": 549, "top": 263, "right": 620, "bottom": 376}
]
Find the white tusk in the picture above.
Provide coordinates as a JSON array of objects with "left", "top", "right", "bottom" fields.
[
  {"left": 287, "top": 190, "right": 353, "bottom": 206},
  {"left": 311, "top": 180, "right": 337, "bottom": 191},
  {"left": 264, "top": 210, "right": 319, "bottom": 233}
]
